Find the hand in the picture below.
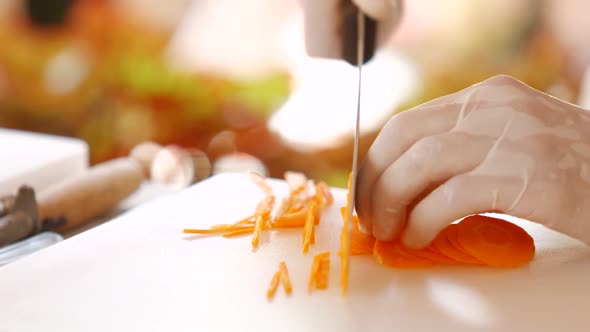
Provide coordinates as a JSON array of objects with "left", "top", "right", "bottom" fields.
[{"left": 356, "top": 75, "right": 590, "bottom": 248}]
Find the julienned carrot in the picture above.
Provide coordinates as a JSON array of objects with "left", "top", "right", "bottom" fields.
[
  {"left": 183, "top": 223, "right": 253, "bottom": 235},
  {"left": 339, "top": 207, "right": 374, "bottom": 256},
  {"left": 374, "top": 240, "right": 438, "bottom": 268},
  {"left": 252, "top": 215, "right": 265, "bottom": 247},
  {"left": 315, "top": 255, "right": 330, "bottom": 290},
  {"left": 434, "top": 225, "right": 483, "bottom": 265},
  {"left": 308, "top": 252, "right": 330, "bottom": 293},
  {"left": 267, "top": 271, "right": 281, "bottom": 299},
  {"left": 279, "top": 261, "right": 293, "bottom": 294},
  {"left": 302, "top": 200, "right": 317, "bottom": 254},
  {"left": 339, "top": 172, "right": 354, "bottom": 296},
  {"left": 223, "top": 227, "right": 255, "bottom": 237}
]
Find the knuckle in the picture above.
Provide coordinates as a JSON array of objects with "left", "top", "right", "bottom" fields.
[
  {"left": 482, "top": 74, "right": 523, "bottom": 88},
  {"left": 410, "top": 135, "right": 444, "bottom": 163}
]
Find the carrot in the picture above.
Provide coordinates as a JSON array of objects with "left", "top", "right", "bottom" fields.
[
  {"left": 315, "top": 254, "right": 330, "bottom": 290},
  {"left": 222, "top": 227, "right": 255, "bottom": 237},
  {"left": 432, "top": 225, "right": 483, "bottom": 265},
  {"left": 338, "top": 207, "right": 375, "bottom": 256},
  {"left": 279, "top": 261, "right": 293, "bottom": 295},
  {"left": 455, "top": 215, "right": 535, "bottom": 268},
  {"left": 183, "top": 223, "right": 253, "bottom": 234},
  {"left": 267, "top": 271, "right": 281, "bottom": 300},
  {"left": 340, "top": 172, "right": 354, "bottom": 296},
  {"left": 273, "top": 208, "right": 308, "bottom": 228},
  {"left": 373, "top": 240, "right": 438, "bottom": 268},
  {"left": 308, "top": 252, "right": 330, "bottom": 293},
  {"left": 302, "top": 200, "right": 317, "bottom": 254}
]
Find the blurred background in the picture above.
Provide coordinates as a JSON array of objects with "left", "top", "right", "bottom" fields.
[{"left": 1, "top": 0, "right": 589, "bottom": 187}]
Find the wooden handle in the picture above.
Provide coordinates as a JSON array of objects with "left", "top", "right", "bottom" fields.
[{"left": 37, "top": 158, "right": 145, "bottom": 233}]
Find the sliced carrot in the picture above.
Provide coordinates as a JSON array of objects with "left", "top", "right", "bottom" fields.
[
  {"left": 308, "top": 252, "right": 330, "bottom": 293},
  {"left": 339, "top": 172, "right": 354, "bottom": 296},
  {"left": 431, "top": 225, "right": 483, "bottom": 265},
  {"left": 373, "top": 240, "right": 438, "bottom": 268},
  {"left": 338, "top": 207, "right": 375, "bottom": 256},
  {"left": 273, "top": 208, "right": 308, "bottom": 228},
  {"left": 414, "top": 246, "right": 460, "bottom": 265},
  {"left": 267, "top": 271, "right": 281, "bottom": 300},
  {"left": 251, "top": 215, "right": 264, "bottom": 247},
  {"left": 308, "top": 253, "right": 322, "bottom": 293},
  {"left": 302, "top": 200, "right": 317, "bottom": 254},
  {"left": 279, "top": 261, "right": 293, "bottom": 295},
  {"left": 455, "top": 215, "right": 535, "bottom": 268},
  {"left": 222, "top": 227, "right": 255, "bottom": 237},
  {"left": 315, "top": 254, "right": 330, "bottom": 290}
]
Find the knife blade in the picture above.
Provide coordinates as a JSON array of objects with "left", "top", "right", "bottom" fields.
[{"left": 342, "top": 6, "right": 365, "bottom": 295}]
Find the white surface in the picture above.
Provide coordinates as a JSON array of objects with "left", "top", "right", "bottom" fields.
[
  {"left": 0, "top": 128, "right": 88, "bottom": 195},
  {"left": 1, "top": 173, "right": 590, "bottom": 332}
]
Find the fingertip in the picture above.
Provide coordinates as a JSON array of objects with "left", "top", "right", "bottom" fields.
[
  {"left": 357, "top": 221, "right": 372, "bottom": 235},
  {"left": 400, "top": 229, "right": 433, "bottom": 249}
]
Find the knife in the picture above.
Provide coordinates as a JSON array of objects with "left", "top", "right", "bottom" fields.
[{"left": 341, "top": 4, "right": 367, "bottom": 296}]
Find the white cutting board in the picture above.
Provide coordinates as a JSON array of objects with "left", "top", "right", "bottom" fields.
[
  {"left": 0, "top": 128, "right": 88, "bottom": 195},
  {"left": 1, "top": 173, "right": 590, "bottom": 332}
]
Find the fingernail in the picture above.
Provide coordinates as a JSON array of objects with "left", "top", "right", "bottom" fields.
[
  {"left": 401, "top": 232, "right": 428, "bottom": 249},
  {"left": 358, "top": 222, "right": 371, "bottom": 235},
  {"left": 373, "top": 221, "right": 395, "bottom": 241}
]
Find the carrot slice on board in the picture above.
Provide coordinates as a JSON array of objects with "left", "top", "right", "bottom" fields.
[
  {"left": 315, "top": 254, "right": 330, "bottom": 290},
  {"left": 267, "top": 271, "right": 281, "bottom": 300},
  {"left": 302, "top": 200, "right": 317, "bottom": 254},
  {"left": 432, "top": 225, "right": 483, "bottom": 265},
  {"left": 223, "top": 227, "right": 255, "bottom": 238},
  {"left": 338, "top": 207, "right": 375, "bottom": 256},
  {"left": 273, "top": 208, "right": 308, "bottom": 228},
  {"left": 308, "top": 252, "right": 330, "bottom": 293},
  {"left": 279, "top": 261, "right": 293, "bottom": 295},
  {"left": 456, "top": 215, "right": 535, "bottom": 268},
  {"left": 340, "top": 172, "right": 354, "bottom": 296},
  {"left": 373, "top": 240, "right": 438, "bottom": 268},
  {"left": 415, "top": 246, "right": 460, "bottom": 265}
]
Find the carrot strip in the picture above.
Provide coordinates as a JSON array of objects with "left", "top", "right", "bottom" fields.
[
  {"left": 222, "top": 227, "right": 255, "bottom": 237},
  {"left": 374, "top": 240, "right": 438, "bottom": 268},
  {"left": 338, "top": 207, "right": 375, "bottom": 256},
  {"left": 272, "top": 208, "right": 308, "bottom": 228},
  {"left": 267, "top": 271, "right": 281, "bottom": 300},
  {"left": 308, "top": 254, "right": 322, "bottom": 293},
  {"left": 279, "top": 261, "right": 293, "bottom": 295},
  {"left": 308, "top": 252, "right": 330, "bottom": 293},
  {"left": 315, "top": 254, "right": 330, "bottom": 290},
  {"left": 340, "top": 172, "right": 353, "bottom": 296},
  {"left": 251, "top": 215, "right": 264, "bottom": 247},
  {"left": 302, "top": 200, "right": 317, "bottom": 254}
]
